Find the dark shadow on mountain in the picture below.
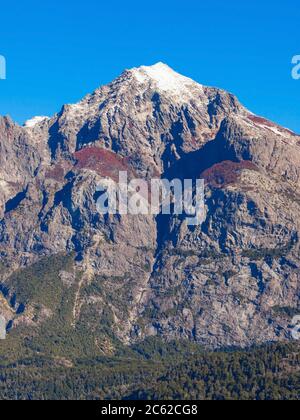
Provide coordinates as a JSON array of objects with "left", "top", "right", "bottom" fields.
[
  {"left": 153, "top": 123, "right": 245, "bottom": 262},
  {"left": 48, "top": 119, "right": 66, "bottom": 160},
  {"left": 5, "top": 187, "right": 28, "bottom": 214},
  {"left": 163, "top": 133, "right": 238, "bottom": 181},
  {"left": 48, "top": 107, "right": 77, "bottom": 160},
  {"left": 76, "top": 119, "right": 102, "bottom": 151}
]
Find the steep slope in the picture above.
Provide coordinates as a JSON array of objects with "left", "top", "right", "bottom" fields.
[{"left": 0, "top": 63, "right": 299, "bottom": 353}]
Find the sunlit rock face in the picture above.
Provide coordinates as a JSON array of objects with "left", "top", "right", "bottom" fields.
[{"left": 0, "top": 63, "right": 299, "bottom": 349}]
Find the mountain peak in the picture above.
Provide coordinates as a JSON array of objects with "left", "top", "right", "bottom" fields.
[
  {"left": 129, "top": 62, "right": 203, "bottom": 95},
  {"left": 1, "top": 62, "right": 300, "bottom": 357},
  {"left": 141, "top": 61, "right": 172, "bottom": 72}
]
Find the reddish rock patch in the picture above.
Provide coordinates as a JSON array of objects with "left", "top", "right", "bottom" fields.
[
  {"left": 45, "top": 165, "right": 66, "bottom": 182},
  {"left": 74, "top": 146, "right": 131, "bottom": 182},
  {"left": 248, "top": 115, "right": 296, "bottom": 136},
  {"left": 248, "top": 115, "right": 275, "bottom": 128},
  {"left": 201, "top": 160, "right": 258, "bottom": 188}
]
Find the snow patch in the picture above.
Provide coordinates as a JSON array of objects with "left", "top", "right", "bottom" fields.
[
  {"left": 262, "top": 125, "right": 285, "bottom": 136},
  {"left": 24, "top": 116, "right": 50, "bottom": 128}
]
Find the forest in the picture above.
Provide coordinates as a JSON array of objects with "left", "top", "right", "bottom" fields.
[{"left": 0, "top": 339, "right": 299, "bottom": 400}]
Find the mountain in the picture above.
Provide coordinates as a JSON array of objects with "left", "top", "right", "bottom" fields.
[{"left": 0, "top": 62, "right": 300, "bottom": 358}]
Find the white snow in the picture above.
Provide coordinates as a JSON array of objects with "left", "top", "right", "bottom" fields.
[
  {"left": 131, "top": 62, "right": 204, "bottom": 98},
  {"left": 262, "top": 125, "right": 285, "bottom": 136},
  {"left": 242, "top": 114, "right": 299, "bottom": 143},
  {"left": 24, "top": 116, "right": 50, "bottom": 128},
  {"left": 263, "top": 124, "right": 297, "bottom": 137}
]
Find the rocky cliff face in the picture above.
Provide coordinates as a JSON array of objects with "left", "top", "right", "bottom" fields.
[{"left": 0, "top": 62, "right": 299, "bottom": 351}]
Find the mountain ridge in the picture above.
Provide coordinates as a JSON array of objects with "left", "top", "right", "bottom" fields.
[{"left": 0, "top": 63, "right": 300, "bottom": 353}]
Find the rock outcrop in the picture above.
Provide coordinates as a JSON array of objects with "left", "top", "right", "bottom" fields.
[{"left": 0, "top": 62, "right": 299, "bottom": 350}]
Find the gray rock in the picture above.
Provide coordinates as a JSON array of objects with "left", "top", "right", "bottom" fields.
[{"left": 0, "top": 63, "right": 299, "bottom": 349}]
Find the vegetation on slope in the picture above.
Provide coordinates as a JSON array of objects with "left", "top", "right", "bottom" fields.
[
  {"left": 0, "top": 340, "right": 299, "bottom": 400},
  {"left": 0, "top": 255, "right": 299, "bottom": 400}
]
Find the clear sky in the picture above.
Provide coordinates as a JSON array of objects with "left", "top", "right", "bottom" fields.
[{"left": 0, "top": 0, "right": 299, "bottom": 132}]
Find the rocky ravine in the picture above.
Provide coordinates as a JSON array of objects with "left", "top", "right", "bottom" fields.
[{"left": 0, "top": 62, "right": 300, "bottom": 350}]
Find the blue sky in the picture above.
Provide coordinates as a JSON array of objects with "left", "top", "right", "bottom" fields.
[{"left": 0, "top": 0, "right": 299, "bottom": 131}]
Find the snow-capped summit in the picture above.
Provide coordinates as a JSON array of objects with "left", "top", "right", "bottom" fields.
[
  {"left": 21, "top": 63, "right": 297, "bottom": 153},
  {"left": 129, "top": 62, "right": 203, "bottom": 98}
]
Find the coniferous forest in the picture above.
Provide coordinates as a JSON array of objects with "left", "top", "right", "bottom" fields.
[{"left": 0, "top": 340, "right": 299, "bottom": 400}]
